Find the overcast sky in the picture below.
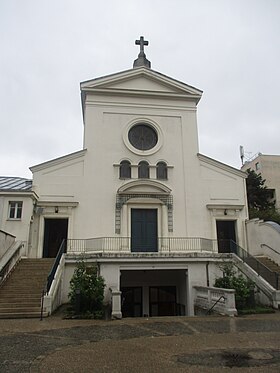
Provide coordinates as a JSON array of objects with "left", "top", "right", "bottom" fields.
[{"left": 1, "top": 0, "right": 279, "bottom": 178}]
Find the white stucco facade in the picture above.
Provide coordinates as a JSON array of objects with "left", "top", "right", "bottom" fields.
[
  {"left": 0, "top": 58, "right": 251, "bottom": 317},
  {"left": 30, "top": 67, "right": 248, "bottom": 249},
  {"left": 24, "top": 65, "right": 249, "bottom": 317}
]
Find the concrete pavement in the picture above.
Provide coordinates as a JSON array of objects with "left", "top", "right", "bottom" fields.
[{"left": 0, "top": 311, "right": 280, "bottom": 372}]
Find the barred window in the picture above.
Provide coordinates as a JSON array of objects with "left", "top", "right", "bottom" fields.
[
  {"left": 156, "top": 162, "right": 168, "bottom": 180},
  {"left": 119, "top": 160, "right": 131, "bottom": 179},
  {"left": 138, "top": 161, "right": 149, "bottom": 179},
  {"left": 8, "top": 201, "right": 23, "bottom": 219}
]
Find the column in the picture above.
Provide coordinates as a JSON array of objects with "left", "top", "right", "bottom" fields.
[
  {"left": 161, "top": 205, "right": 169, "bottom": 251},
  {"left": 110, "top": 287, "right": 122, "bottom": 319},
  {"left": 121, "top": 204, "right": 129, "bottom": 251}
]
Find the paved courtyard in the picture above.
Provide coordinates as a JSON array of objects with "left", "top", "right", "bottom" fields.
[{"left": 0, "top": 311, "right": 280, "bottom": 372}]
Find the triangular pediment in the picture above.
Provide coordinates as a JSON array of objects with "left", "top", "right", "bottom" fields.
[
  {"left": 103, "top": 75, "right": 183, "bottom": 94},
  {"left": 81, "top": 67, "right": 202, "bottom": 100}
]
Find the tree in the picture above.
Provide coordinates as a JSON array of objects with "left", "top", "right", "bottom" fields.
[
  {"left": 68, "top": 261, "right": 105, "bottom": 318},
  {"left": 245, "top": 168, "right": 274, "bottom": 210},
  {"left": 245, "top": 169, "right": 280, "bottom": 224}
]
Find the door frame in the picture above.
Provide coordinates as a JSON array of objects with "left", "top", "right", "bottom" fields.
[
  {"left": 131, "top": 208, "right": 158, "bottom": 252},
  {"left": 42, "top": 218, "right": 69, "bottom": 258},
  {"left": 216, "top": 219, "right": 237, "bottom": 253},
  {"left": 127, "top": 203, "right": 162, "bottom": 251},
  {"left": 35, "top": 204, "right": 76, "bottom": 258}
]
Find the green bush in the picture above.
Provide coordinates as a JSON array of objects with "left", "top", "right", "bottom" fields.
[
  {"left": 214, "top": 263, "right": 255, "bottom": 310},
  {"left": 68, "top": 261, "right": 105, "bottom": 318}
]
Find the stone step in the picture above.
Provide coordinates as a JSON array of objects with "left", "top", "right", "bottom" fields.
[
  {"left": 0, "top": 294, "right": 42, "bottom": 300},
  {"left": 15, "top": 268, "right": 52, "bottom": 271},
  {"left": 0, "top": 297, "right": 40, "bottom": 303},
  {"left": 2, "top": 278, "right": 47, "bottom": 283},
  {"left": 9, "top": 268, "right": 51, "bottom": 272},
  {"left": 0, "top": 293, "right": 43, "bottom": 299},
  {"left": 0, "top": 287, "right": 44, "bottom": 292},
  {"left": 1, "top": 283, "right": 46, "bottom": 288},
  {"left": 0, "top": 302, "right": 40, "bottom": 308},
  {"left": 0, "top": 306, "right": 41, "bottom": 313},
  {"left": 1, "top": 278, "right": 46, "bottom": 283},
  {"left": 1, "top": 282, "right": 46, "bottom": 287},
  {"left": 19, "top": 259, "right": 54, "bottom": 263},
  {"left": 0, "top": 312, "right": 48, "bottom": 319},
  {"left": 16, "top": 263, "right": 52, "bottom": 266},
  {"left": 0, "top": 290, "right": 41, "bottom": 297},
  {"left": 14, "top": 271, "right": 50, "bottom": 274}
]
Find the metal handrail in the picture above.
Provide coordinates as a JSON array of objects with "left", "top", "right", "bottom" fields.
[
  {"left": 0, "top": 242, "right": 24, "bottom": 286},
  {"left": 260, "top": 243, "right": 280, "bottom": 257},
  {"left": 229, "top": 240, "right": 280, "bottom": 290},
  {"left": 40, "top": 288, "right": 46, "bottom": 321},
  {"left": 40, "top": 240, "right": 66, "bottom": 320},
  {"left": 206, "top": 295, "right": 225, "bottom": 315},
  {"left": 46, "top": 240, "right": 66, "bottom": 294}
]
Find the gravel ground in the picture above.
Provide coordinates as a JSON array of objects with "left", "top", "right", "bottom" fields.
[{"left": 0, "top": 312, "right": 279, "bottom": 372}]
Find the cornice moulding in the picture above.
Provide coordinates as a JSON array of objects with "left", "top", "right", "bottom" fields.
[
  {"left": 30, "top": 149, "right": 87, "bottom": 173},
  {"left": 198, "top": 153, "right": 247, "bottom": 178}
]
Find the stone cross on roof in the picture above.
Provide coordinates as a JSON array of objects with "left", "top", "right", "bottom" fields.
[
  {"left": 133, "top": 36, "right": 151, "bottom": 69},
  {"left": 135, "top": 36, "right": 148, "bottom": 57}
]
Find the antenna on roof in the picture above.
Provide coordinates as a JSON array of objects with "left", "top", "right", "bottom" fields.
[{"left": 240, "top": 145, "right": 244, "bottom": 166}]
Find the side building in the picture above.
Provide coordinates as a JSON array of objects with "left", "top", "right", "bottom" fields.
[
  {"left": 241, "top": 154, "right": 280, "bottom": 211},
  {"left": 0, "top": 177, "right": 36, "bottom": 257}
]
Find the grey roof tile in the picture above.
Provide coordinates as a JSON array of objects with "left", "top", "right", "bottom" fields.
[{"left": 0, "top": 177, "right": 32, "bottom": 191}]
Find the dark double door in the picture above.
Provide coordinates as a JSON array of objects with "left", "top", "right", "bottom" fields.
[
  {"left": 121, "top": 287, "right": 142, "bottom": 317},
  {"left": 131, "top": 209, "right": 158, "bottom": 252},
  {"left": 121, "top": 286, "right": 177, "bottom": 318},
  {"left": 216, "top": 220, "right": 236, "bottom": 253},
  {"left": 43, "top": 218, "right": 68, "bottom": 258},
  {"left": 150, "top": 286, "right": 177, "bottom": 316}
]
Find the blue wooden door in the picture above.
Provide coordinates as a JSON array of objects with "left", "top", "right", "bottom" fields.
[{"left": 131, "top": 209, "right": 158, "bottom": 252}]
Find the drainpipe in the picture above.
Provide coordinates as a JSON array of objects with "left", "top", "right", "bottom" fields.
[{"left": 206, "top": 261, "right": 210, "bottom": 287}]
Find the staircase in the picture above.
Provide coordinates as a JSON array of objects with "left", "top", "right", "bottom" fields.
[
  {"left": 244, "top": 255, "right": 280, "bottom": 290},
  {"left": 256, "top": 256, "right": 280, "bottom": 273},
  {"left": 0, "top": 258, "right": 54, "bottom": 318}
]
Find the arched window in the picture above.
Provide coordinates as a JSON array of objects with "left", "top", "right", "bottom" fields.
[
  {"left": 156, "top": 162, "right": 167, "bottom": 180},
  {"left": 138, "top": 161, "right": 149, "bottom": 179},
  {"left": 119, "top": 160, "right": 131, "bottom": 179}
]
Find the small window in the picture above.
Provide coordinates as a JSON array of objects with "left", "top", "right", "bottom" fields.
[
  {"left": 120, "top": 160, "right": 131, "bottom": 179},
  {"left": 267, "top": 189, "right": 276, "bottom": 202},
  {"left": 8, "top": 201, "right": 23, "bottom": 219},
  {"left": 255, "top": 162, "right": 260, "bottom": 171},
  {"left": 138, "top": 161, "right": 149, "bottom": 178},
  {"left": 156, "top": 162, "right": 168, "bottom": 180}
]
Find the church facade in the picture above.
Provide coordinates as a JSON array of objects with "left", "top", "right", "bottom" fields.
[{"left": 2, "top": 38, "right": 249, "bottom": 317}]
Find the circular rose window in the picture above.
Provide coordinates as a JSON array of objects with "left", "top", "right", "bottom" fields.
[{"left": 128, "top": 124, "right": 158, "bottom": 151}]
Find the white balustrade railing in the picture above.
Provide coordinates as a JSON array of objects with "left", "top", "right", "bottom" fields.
[
  {"left": 193, "top": 285, "right": 237, "bottom": 316},
  {"left": 66, "top": 237, "right": 218, "bottom": 254}
]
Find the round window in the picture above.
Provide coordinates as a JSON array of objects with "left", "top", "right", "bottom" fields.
[{"left": 128, "top": 124, "right": 158, "bottom": 151}]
